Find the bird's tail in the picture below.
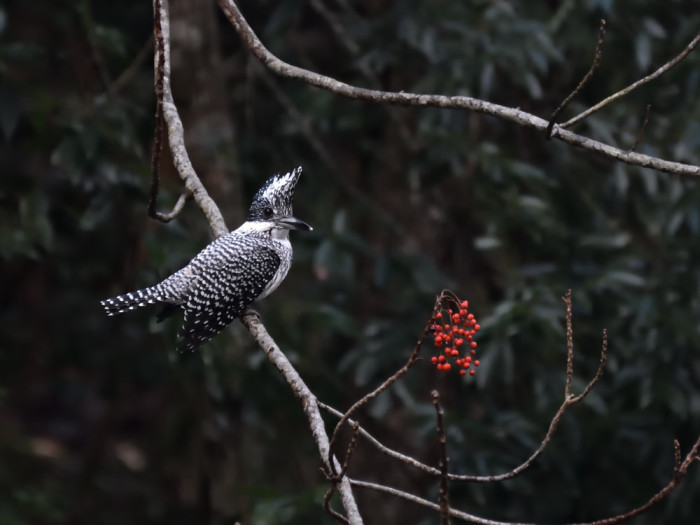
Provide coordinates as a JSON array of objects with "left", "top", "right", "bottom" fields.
[{"left": 101, "top": 287, "right": 160, "bottom": 316}]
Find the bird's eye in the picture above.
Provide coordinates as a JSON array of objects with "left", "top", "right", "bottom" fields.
[{"left": 263, "top": 206, "right": 274, "bottom": 218}]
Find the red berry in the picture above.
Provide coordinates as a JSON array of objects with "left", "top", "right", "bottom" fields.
[
  {"left": 470, "top": 350, "right": 476, "bottom": 355},
  {"left": 460, "top": 300, "right": 469, "bottom": 309},
  {"left": 470, "top": 342, "right": 477, "bottom": 349},
  {"left": 474, "top": 324, "right": 481, "bottom": 331},
  {"left": 460, "top": 369, "right": 466, "bottom": 376},
  {"left": 467, "top": 313, "right": 475, "bottom": 320},
  {"left": 474, "top": 360, "right": 480, "bottom": 366},
  {"left": 469, "top": 370, "right": 475, "bottom": 375},
  {"left": 438, "top": 355, "right": 446, "bottom": 363},
  {"left": 436, "top": 312, "right": 442, "bottom": 319},
  {"left": 431, "top": 356, "right": 437, "bottom": 364},
  {"left": 444, "top": 363, "right": 451, "bottom": 371}
]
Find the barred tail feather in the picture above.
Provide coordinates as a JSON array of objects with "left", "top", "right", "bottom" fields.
[{"left": 101, "top": 287, "right": 160, "bottom": 316}]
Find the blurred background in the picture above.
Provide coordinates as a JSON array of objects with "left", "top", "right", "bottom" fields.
[{"left": 1, "top": 1, "right": 700, "bottom": 524}]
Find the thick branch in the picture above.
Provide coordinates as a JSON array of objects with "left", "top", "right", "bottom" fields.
[
  {"left": 153, "top": 0, "right": 228, "bottom": 237},
  {"left": 241, "top": 311, "right": 363, "bottom": 525},
  {"left": 217, "top": 0, "right": 700, "bottom": 177}
]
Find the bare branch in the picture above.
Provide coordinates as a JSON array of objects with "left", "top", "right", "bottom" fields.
[
  {"left": 630, "top": 104, "right": 652, "bottom": 153},
  {"left": 240, "top": 311, "right": 363, "bottom": 525},
  {"left": 350, "top": 478, "right": 531, "bottom": 525},
  {"left": 252, "top": 63, "right": 406, "bottom": 236},
  {"left": 351, "top": 434, "right": 700, "bottom": 524},
  {"left": 564, "top": 289, "right": 574, "bottom": 398},
  {"left": 153, "top": 0, "right": 228, "bottom": 237},
  {"left": 571, "top": 328, "right": 607, "bottom": 403},
  {"left": 546, "top": 20, "right": 606, "bottom": 139},
  {"left": 322, "top": 299, "right": 609, "bottom": 484},
  {"left": 567, "top": 435, "right": 700, "bottom": 525},
  {"left": 562, "top": 31, "right": 700, "bottom": 129},
  {"left": 432, "top": 391, "right": 451, "bottom": 525},
  {"left": 217, "top": 0, "right": 700, "bottom": 177}
]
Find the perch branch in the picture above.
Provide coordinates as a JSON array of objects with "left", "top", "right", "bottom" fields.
[
  {"left": 241, "top": 311, "right": 363, "bottom": 525},
  {"left": 151, "top": 1, "right": 362, "bottom": 521}
]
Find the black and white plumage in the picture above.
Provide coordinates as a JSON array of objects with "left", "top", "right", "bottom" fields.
[{"left": 101, "top": 166, "right": 312, "bottom": 352}]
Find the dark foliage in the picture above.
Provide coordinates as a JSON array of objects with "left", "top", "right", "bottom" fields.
[{"left": 1, "top": 1, "right": 699, "bottom": 524}]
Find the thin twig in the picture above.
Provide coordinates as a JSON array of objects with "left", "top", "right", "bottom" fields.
[
  {"left": 572, "top": 328, "right": 607, "bottom": 402},
  {"left": 107, "top": 36, "right": 154, "bottom": 98},
  {"left": 351, "top": 433, "right": 700, "bottom": 525},
  {"left": 630, "top": 104, "right": 652, "bottom": 153},
  {"left": 327, "top": 319, "right": 433, "bottom": 474},
  {"left": 432, "top": 391, "right": 451, "bottom": 525},
  {"left": 321, "top": 306, "right": 608, "bottom": 483},
  {"left": 322, "top": 483, "right": 351, "bottom": 525},
  {"left": 564, "top": 290, "right": 574, "bottom": 398},
  {"left": 563, "top": 31, "right": 700, "bottom": 129},
  {"left": 546, "top": 20, "right": 606, "bottom": 139},
  {"left": 350, "top": 478, "right": 529, "bottom": 525},
  {"left": 217, "top": 0, "right": 700, "bottom": 177}
]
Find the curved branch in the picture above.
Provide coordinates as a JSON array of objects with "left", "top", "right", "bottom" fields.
[
  {"left": 217, "top": 0, "right": 700, "bottom": 177},
  {"left": 152, "top": 1, "right": 362, "bottom": 521},
  {"left": 350, "top": 433, "right": 700, "bottom": 524},
  {"left": 153, "top": 0, "right": 228, "bottom": 237}
]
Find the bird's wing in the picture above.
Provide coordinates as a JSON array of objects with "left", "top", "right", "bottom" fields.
[{"left": 177, "top": 237, "right": 280, "bottom": 352}]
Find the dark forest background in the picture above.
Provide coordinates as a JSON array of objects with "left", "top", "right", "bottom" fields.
[{"left": 1, "top": 1, "right": 700, "bottom": 524}]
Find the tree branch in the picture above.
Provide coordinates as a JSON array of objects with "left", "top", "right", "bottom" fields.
[
  {"left": 217, "top": 0, "right": 700, "bottom": 177},
  {"left": 153, "top": 0, "right": 228, "bottom": 237},
  {"left": 546, "top": 19, "right": 606, "bottom": 139},
  {"left": 350, "top": 433, "right": 700, "bottom": 524},
  {"left": 240, "top": 311, "right": 363, "bottom": 525},
  {"left": 432, "top": 390, "right": 451, "bottom": 525},
  {"left": 151, "top": 1, "right": 362, "bottom": 521}
]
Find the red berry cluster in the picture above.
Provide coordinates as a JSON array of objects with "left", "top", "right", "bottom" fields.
[{"left": 429, "top": 293, "right": 481, "bottom": 376}]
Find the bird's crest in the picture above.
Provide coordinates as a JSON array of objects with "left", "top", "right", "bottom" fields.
[{"left": 249, "top": 166, "right": 302, "bottom": 219}]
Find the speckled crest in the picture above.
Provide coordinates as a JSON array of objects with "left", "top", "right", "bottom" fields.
[{"left": 248, "top": 166, "right": 302, "bottom": 219}]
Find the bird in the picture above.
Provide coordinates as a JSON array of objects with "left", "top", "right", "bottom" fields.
[{"left": 101, "top": 166, "right": 312, "bottom": 352}]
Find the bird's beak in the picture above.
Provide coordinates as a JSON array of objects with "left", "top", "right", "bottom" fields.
[{"left": 277, "top": 216, "right": 313, "bottom": 231}]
